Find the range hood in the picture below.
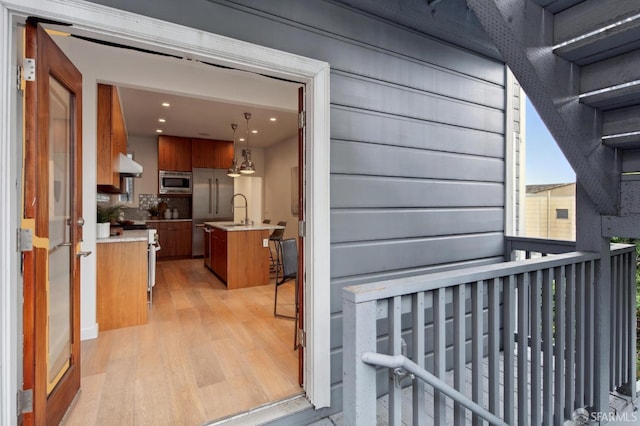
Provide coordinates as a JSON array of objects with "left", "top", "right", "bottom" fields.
[{"left": 118, "top": 153, "right": 143, "bottom": 177}]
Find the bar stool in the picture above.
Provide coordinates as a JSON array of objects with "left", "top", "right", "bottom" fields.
[{"left": 269, "top": 221, "right": 287, "bottom": 281}]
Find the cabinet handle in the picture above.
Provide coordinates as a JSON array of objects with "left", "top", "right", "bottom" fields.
[
  {"left": 208, "top": 178, "right": 212, "bottom": 214},
  {"left": 77, "top": 251, "right": 92, "bottom": 258},
  {"left": 215, "top": 178, "right": 219, "bottom": 215}
]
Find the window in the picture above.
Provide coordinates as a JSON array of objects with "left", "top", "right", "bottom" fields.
[{"left": 556, "top": 208, "right": 569, "bottom": 219}]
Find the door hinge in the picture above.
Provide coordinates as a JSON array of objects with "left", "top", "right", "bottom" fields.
[
  {"left": 17, "top": 389, "right": 33, "bottom": 414},
  {"left": 18, "top": 228, "right": 33, "bottom": 252},
  {"left": 298, "top": 220, "right": 306, "bottom": 238},
  {"left": 23, "top": 58, "right": 36, "bottom": 82},
  {"left": 297, "top": 329, "right": 306, "bottom": 348},
  {"left": 298, "top": 111, "right": 306, "bottom": 129}
]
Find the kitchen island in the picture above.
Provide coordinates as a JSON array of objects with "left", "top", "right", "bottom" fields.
[
  {"left": 203, "top": 221, "right": 285, "bottom": 289},
  {"left": 96, "top": 230, "right": 149, "bottom": 330}
]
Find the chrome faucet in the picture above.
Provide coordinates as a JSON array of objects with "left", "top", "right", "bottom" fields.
[{"left": 231, "top": 193, "right": 249, "bottom": 224}]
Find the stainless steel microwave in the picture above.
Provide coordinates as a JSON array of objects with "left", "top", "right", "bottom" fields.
[{"left": 159, "top": 170, "right": 192, "bottom": 194}]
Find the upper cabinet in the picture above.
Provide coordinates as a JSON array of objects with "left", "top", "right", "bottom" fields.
[
  {"left": 191, "top": 138, "right": 234, "bottom": 169},
  {"left": 158, "top": 135, "right": 233, "bottom": 170},
  {"left": 97, "top": 83, "right": 127, "bottom": 189},
  {"left": 158, "top": 135, "right": 192, "bottom": 171}
]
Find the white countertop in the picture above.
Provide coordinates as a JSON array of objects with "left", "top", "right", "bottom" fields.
[
  {"left": 96, "top": 229, "right": 149, "bottom": 244},
  {"left": 203, "top": 221, "right": 285, "bottom": 232}
]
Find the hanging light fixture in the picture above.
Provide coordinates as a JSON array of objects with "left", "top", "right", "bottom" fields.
[
  {"left": 227, "top": 123, "right": 241, "bottom": 177},
  {"left": 240, "top": 112, "right": 256, "bottom": 175}
]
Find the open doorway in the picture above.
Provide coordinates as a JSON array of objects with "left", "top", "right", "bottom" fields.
[
  {"left": 3, "top": 1, "right": 331, "bottom": 423},
  {"left": 47, "top": 32, "right": 303, "bottom": 423}
]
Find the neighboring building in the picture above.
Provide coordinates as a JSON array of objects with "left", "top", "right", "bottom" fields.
[{"left": 525, "top": 183, "right": 576, "bottom": 241}]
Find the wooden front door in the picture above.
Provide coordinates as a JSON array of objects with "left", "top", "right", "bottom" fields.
[{"left": 23, "top": 20, "right": 83, "bottom": 425}]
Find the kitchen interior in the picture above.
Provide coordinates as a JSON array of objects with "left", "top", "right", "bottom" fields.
[{"left": 52, "top": 32, "right": 304, "bottom": 422}]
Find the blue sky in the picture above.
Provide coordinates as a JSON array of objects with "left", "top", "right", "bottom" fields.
[{"left": 525, "top": 98, "right": 576, "bottom": 185}]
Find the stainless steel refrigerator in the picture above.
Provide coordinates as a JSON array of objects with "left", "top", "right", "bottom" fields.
[{"left": 192, "top": 168, "right": 234, "bottom": 256}]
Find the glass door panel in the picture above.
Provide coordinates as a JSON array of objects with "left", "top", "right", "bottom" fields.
[{"left": 47, "top": 76, "right": 72, "bottom": 393}]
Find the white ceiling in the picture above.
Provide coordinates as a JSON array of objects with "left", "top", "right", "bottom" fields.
[
  {"left": 118, "top": 85, "right": 299, "bottom": 148},
  {"left": 50, "top": 31, "right": 300, "bottom": 149}
]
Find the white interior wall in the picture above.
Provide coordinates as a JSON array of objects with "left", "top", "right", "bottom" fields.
[
  {"left": 126, "top": 135, "right": 158, "bottom": 208},
  {"left": 264, "top": 136, "right": 298, "bottom": 240}
]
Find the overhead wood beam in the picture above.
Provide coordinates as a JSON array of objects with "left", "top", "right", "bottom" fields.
[
  {"left": 467, "top": 0, "right": 619, "bottom": 215},
  {"left": 603, "top": 215, "right": 640, "bottom": 238}
]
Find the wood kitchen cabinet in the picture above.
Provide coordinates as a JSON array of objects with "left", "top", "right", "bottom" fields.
[
  {"left": 191, "top": 138, "right": 234, "bottom": 168},
  {"left": 96, "top": 240, "right": 148, "bottom": 330},
  {"left": 147, "top": 220, "right": 192, "bottom": 259},
  {"left": 158, "top": 135, "right": 192, "bottom": 171},
  {"left": 210, "top": 227, "right": 228, "bottom": 281},
  {"left": 96, "top": 83, "right": 127, "bottom": 189},
  {"left": 205, "top": 225, "right": 270, "bottom": 289}
]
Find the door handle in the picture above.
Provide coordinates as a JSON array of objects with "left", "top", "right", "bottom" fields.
[
  {"left": 76, "top": 251, "right": 92, "bottom": 258},
  {"left": 77, "top": 217, "right": 85, "bottom": 226}
]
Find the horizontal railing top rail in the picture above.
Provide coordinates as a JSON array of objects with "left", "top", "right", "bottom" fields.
[
  {"left": 343, "top": 250, "right": 599, "bottom": 304},
  {"left": 504, "top": 235, "right": 577, "bottom": 257}
]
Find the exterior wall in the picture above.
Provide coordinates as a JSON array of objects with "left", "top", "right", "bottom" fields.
[
  {"left": 87, "top": 0, "right": 508, "bottom": 414},
  {"left": 525, "top": 184, "right": 576, "bottom": 241}
]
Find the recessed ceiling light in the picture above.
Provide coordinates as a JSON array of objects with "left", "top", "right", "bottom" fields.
[
  {"left": 161, "top": 102, "right": 170, "bottom": 107},
  {"left": 269, "top": 117, "right": 277, "bottom": 122},
  {"left": 158, "top": 118, "right": 166, "bottom": 123},
  {"left": 251, "top": 130, "right": 258, "bottom": 134},
  {"left": 239, "top": 137, "right": 245, "bottom": 142},
  {"left": 156, "top": 129, "right": 163, "bottom": 133}
]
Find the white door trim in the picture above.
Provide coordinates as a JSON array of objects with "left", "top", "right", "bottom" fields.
[{"left": 0, "top": 0, "right": 331, "bottom": 413}]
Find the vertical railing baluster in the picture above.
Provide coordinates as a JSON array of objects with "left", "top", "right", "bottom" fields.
[
  {"left": 530, "top": 270, "right": 542, "bottom": 425},
  {"left": 434, "top": 287, "right": 446, "bottom": 424},
  {"left": 503, "top": 275, "right": 515, "bottom": 424},
  {"left": 412, "top": 292, "right": 425, "bottom": 425},
  {"left": 585, "top": 260, "right": 595, "bottom": 406},
  {"left": 611, "top": 254, "right": 619, "bottom": 389},
  {"left": 517, "top": 272, "right": 529, "bottom": 425},
  {"left": 565, "top": 263, "right": 576, "bottom": 420},
  {"left": 629, "top": 250, "right": 637, "bottom": 401},
  {"left": 389, "top": 296, "right": 402, "bottom": 426},
  {"left": 454, "top": 284, "right": 466, "bottom": 426},
  {"left": 616, "top": 253, "right": 623, "bottom": 387},
  {"left": 343, "top": 298, "right": 378, "bottom": 426},
  {"left": 575, "top": 261, "right": 585, "bottom": 409},
  {"left": 554, "top": 266, "right": 566, "bottom": 426},
  {"left": 542, "top": 267, "right": 553, "bottom": 425},
  {"left": 488, "top": 277, "right": 500, "bottom": 416},
  {"left": 472, "top": 280, "right": 483, "bottom": 426},
  {"left": 622, "top": 253, "right": 629, "bottom": 385}
]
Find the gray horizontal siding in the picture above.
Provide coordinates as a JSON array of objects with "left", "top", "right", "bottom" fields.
[
  {"left": 331, "top": 107, "right": 505, "bottom": 157},
  {"left": 331, "top": 141, "right": 505, "bottom": 181},
  {"left": 331, "top": 176, "right": 505, "bottom": 208},
  {"left": 331, "top": 233, "right": 504, "bottom": 278},
  {"left": 332, "top": 72, "right": 505, "bottom": 134},
  {"left": 331, "top": 208, "right": 504, "bottom": 243}
]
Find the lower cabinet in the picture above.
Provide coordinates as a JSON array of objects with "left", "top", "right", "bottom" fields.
[
  {"left": 147, "top": 220, "right": 192, "bottom": 259},
  {"left": 96, "top": 240, "right": 148, "bottom": 330},
  {"left": 210, "top": 227, "right": 228, "bottom": 281}
]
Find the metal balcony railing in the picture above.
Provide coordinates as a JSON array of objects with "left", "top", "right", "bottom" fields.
[{"left": 343, "top": 240, "right": 637, "bottom": 425}]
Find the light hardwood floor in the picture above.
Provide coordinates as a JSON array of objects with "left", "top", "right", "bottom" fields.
[{"left": 62, "top": 258, "right": 301, "bottom": 425}]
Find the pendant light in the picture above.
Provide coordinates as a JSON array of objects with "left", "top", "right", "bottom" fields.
[
  {"left": 227, "top": 123, "right": 241, "bottom": 177},
  {"left": 240, "top": 112, "right": 256, "bottom": 175}
]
